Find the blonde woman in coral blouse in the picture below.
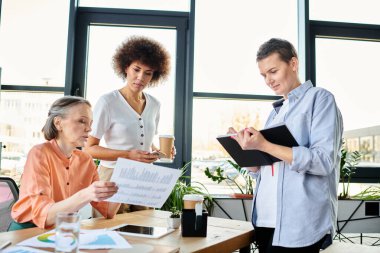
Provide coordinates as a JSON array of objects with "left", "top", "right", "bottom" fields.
[{"left": 10, "top": 96, "right": 121, "bottom": 230}]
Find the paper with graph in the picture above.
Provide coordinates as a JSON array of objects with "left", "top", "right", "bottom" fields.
[
  {"left": 17, "top": 229, "right": 131, "bottom": 249},
  {"left": 107, "top": 158, "right": 181, "bottom": 208}
]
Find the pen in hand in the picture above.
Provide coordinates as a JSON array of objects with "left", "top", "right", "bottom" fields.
[{"left": 0, "top": 241, "right": 11, "bottom": 250}]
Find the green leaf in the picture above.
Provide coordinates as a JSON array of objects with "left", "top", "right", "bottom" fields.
[
  {"left": 203, "top": 159, "right": 254, "bottom": 195},
  {"left": 204, "top": 167, "right": 227, "bottom": 183}
]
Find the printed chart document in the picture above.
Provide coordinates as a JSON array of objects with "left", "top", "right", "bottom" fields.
[
  {"left": 4, "top": 246, "right": 51, "bottom": 253},
  {"left": 17, "top": 229, "right": 131, "bottom": 249},
  {"left": 107, "top": 158, "right": 181, "bottom": 208},
  {"left": 217, "top": 123, "right": 299, "bottom": 167}
]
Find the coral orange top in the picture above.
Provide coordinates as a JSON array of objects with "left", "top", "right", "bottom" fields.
[{"left": 12, "top": 139, "right": 109, "bottom": 228}]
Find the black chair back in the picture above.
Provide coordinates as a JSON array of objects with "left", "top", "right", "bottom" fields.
[{"left": 0, "top": 176, "right": 19, "bottom": 232}]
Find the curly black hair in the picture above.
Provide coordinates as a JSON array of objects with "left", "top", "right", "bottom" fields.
[{"left": 112, "top": 36, "right": 171, "bottom": 87}]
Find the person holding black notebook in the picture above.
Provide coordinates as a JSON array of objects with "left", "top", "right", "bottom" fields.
[{"left": 228, "top": 38, "right": 343, "bottom": 253}]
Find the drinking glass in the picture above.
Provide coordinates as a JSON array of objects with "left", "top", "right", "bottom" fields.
[{"left": 55, "top": 212, "right": 80, "bottom": 253}]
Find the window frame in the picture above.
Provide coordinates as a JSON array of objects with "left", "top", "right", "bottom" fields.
[
  {"left": 308, "top": 6, "right": 380, "bottom": 182},
  {"left": 71, "top": 6, "right": 189, "bottom": 169},
  {"left": 0, "top": 0, "right": 75, "bottom": 92},
  {"left": 1, "top": 0, "right": 379, "bottom": 183}
]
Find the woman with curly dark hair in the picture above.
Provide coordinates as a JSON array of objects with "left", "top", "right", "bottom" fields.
[{"left": 84, "top": 36, "right": 172, "bottom": 213}]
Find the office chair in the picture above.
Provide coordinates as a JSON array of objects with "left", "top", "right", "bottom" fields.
[{"left": 0, "top": 176, "right": 19, "bottom": 232}]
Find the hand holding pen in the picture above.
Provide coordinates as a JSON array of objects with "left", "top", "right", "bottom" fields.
[
  {"left": 227, "top": 127, "right": 260, "bottom": 173},
  {"left": 229, "top": 127, "right": 267, "bottom": 151}
]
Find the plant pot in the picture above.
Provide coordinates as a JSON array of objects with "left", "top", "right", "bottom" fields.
[
  {"left": 230, "top": 193, "right": 253, "bottom": 199},
  {"left": 167, "top": 217, "right": 181, "bottom": 229}
]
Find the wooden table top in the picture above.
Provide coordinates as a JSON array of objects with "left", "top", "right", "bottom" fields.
[{"left": 0, "top": 210, "right": 254, "bottom": 253}]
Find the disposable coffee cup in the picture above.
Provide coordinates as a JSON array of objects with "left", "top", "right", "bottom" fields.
[
  {"left": 159, "top": 134, "right": 175, "bottom": 162},
  {"left": 183, "top": 194, "right": 204, "bottom": 231},
  {"left": 183, "top": 194, "right": 204, "bottom": 210}
]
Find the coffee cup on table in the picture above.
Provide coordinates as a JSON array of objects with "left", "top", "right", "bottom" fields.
[
  {"left": 183, "top": 194, "right": 204, "bottom": 231},
  {"left": 183, "top": 194, "right": 204, "bottom": 210},
  {"left": 159, "top": 135, "right": 175, "bottom": 162}
]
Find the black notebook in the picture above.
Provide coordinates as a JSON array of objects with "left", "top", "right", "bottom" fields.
[{"left": 217, "top": 124, "right": 299, "bottom": 167}]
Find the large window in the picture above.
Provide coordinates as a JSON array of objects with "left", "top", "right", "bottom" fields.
[
  {"left": 316, "top": 39, "right": 380, "bottom": 131},
  {"left": 316, "top": 38, "right": 380, "bottom": 166},
  {"left": 309, "top": 17, "right": 380, "bottom": 171},
  {"left": 79, "top": 0, "right": 190, "bottom": 12},
  {"left": 0, "top": 92, "right": 62, "bottom": 183},
  {"left": 193, "top": 0, "right": 298, "bottom": 95},
  {"left": 310, "top": 0, "right": 380, "bottom": 25},
  {"left": 0, "top": 0, "right": 69, "bottom": 183},
  {"left": 2, "top": 0, "right": 380, "bottom": 188},
  {"left": 191, "top": 0, "right": 298, "bottom": 193},
  {"left": 0, "top": 0, "right": 70, "bottom": 87},
  {"left": 192, "top": 99, "right": 274, "bottom": 194},
  {"left": 72, "top": 8, "right": 188, "bottom": 169}
]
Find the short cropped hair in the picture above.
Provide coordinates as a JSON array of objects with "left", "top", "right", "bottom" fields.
[
  {"left": 112, "top": 36, "right": 171, "bottom": 87},
  {"left": 256, "top": 38, "right": 298, "bottom": 63},
  {"left": 42, "top": 96, "right": 91, "bottom": 140}
]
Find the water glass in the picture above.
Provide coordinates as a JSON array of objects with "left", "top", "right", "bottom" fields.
[{"left": 55, "top": 212, "right": 80, "bottom": 253}]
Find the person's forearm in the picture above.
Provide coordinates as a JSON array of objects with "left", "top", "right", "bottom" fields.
[
  {"left": 261, "top": 142, "right": 293, "bottom": 164},
  {"left": 84, "top": 145, "right": 129, "bottom": 161},
  {"left": 45, "top": 190, "right": 90, "bottom": 227},
  {"left": 106, "top": 202, "right": 122, "bottom": 218}
]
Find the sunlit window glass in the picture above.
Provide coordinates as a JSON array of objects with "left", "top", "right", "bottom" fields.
[
  {"left": 191, "top": 99, "right": 273, "bottom": 194},
  {"left": 316, "top": 38, "right": 380, "bottom": 166},
  {"left": 0, "top": 0, "right": 69, "bottom": 86},
  {"left": 310, "top": 0, "right": 380, "bottom": 25},
  {"left": 79, "top": 0, "right": 190, "bottom": 12},
  {"left": 193, "top": 0, "right": 298, "bottom": 95},
  {"left": 0, "top": 92, "right": 63, "bottom": 184}
]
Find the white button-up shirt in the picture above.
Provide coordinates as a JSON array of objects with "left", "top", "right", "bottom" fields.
[{"left": 91, "top": 90, "right": 160, "bottom": 168}]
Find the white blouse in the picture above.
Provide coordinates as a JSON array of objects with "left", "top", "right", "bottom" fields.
[
  {"left": 90, "top": 90, "right": 160, "bottom": 168},
  {"left": 255, "top": 99, "right": 289, "bottom": 228}
]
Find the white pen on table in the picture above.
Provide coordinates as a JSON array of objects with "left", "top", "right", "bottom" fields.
[{"left": 0, "top": 241, "right": 12, "bottom": 250}]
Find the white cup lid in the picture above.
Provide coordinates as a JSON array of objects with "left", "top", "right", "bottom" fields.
[
  {"left": 159, "top": 134, "right": 175, "bottom": 139},
  {"left": 183, "top": 194, "right": 204, "bottom": 201}
]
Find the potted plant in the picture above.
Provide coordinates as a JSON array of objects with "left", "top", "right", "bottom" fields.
[
  {"left": 339, "top": 145, "right": 361, "bottom": 200},
  {"left": 167, "top": 207, "right": 181, "bottom": 229},
  {"left": 204, "top": 160, "right": 254, "bottom": 221},
  {"left": 161, "top": 162, "right": 213, "bottom": 214},
  {"left": 204, "top": 160, "right": 254, "bottom": 197},
  {"left": 336, "top": 143, "right": 380, "bottom": 236}
]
